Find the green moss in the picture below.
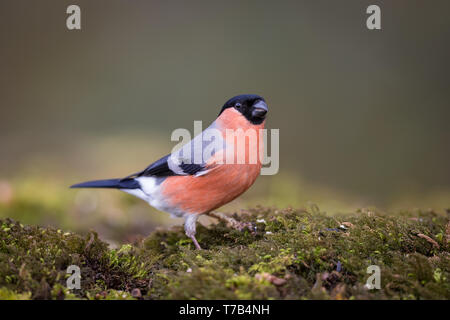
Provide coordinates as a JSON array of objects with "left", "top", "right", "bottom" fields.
[
  {"left": 0, "top": 287, "right": 32, "bottom": 300},
  {"left": 0, "top": 206, "right": 449, "bottom": 299},
  {"left": 0, "top": 218, "right": 151, "bottom": 299}
]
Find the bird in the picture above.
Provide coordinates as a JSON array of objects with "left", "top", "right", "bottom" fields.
[{"left": 70, "top": 94, "right": 268, "bottom": 249}]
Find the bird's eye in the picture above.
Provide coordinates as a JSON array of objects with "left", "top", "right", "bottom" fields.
[{"left": 235, "top": 103, "right": 242, "bottom": 109}]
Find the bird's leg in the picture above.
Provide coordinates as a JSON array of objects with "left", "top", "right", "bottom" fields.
[
  {"left": 184, "top": 214, "right": 202, "bottom": 250},
  {"left": 206, "top": 211, "right": 255, "bottom": 233}
]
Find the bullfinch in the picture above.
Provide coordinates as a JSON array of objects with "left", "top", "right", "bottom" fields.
[{"left": 71, "top": 94, "right": 268, "bottom": 249}]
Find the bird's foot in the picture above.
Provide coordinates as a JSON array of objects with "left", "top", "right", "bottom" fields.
[
  {"left": 207, "top": 212, "right": 256, "bottom": 234},
  {"left": 190, "top": 235, "right": 202, "bottom": 250}
]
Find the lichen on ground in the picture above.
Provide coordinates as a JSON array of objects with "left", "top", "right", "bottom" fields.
[{"left": 0, "top": 206, "right": 449, "bottom": 300}]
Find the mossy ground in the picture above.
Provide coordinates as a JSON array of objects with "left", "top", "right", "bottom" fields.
[{"left": 0, "top": 206, "right": 449, "bottom": 300}]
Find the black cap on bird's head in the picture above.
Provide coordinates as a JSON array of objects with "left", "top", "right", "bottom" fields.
[{"left": 219, "top": 94, "right": 268, "bottom": 125}]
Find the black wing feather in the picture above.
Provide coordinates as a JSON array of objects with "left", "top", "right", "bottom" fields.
[
  {"left": 139, "top": 155, "right": 174, "bottom": 176},
  {"left": 122, "top": 154, "right": 206, "bottom": 180},
  {"left": 121, "top": 155, "right": 174, "bottom": 180},
  {"left": 178, "top": 162, "right": 204, "bottom": 175}
]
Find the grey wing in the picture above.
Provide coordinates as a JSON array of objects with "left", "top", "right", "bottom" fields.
[
  {"left": 123, "top": 124, "right": 225, "bottom": 179},
  {"left": 167, "top": 124, "right": 226, "bottom": 176},
  {"left": 121, "top": 154, "right": 205, "bottom": 179}
]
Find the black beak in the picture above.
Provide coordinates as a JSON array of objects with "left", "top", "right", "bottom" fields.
[{"left": 252, "top": 100, "right": 268, "bottom": 118}]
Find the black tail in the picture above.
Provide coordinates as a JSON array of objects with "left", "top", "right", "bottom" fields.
[{"left": 70, "top": 178, "right": 140, "bottom": 189}]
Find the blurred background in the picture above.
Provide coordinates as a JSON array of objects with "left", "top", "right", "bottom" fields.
[{"left": 0, "top": 0, "right": 449, "bottom": 245}]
